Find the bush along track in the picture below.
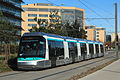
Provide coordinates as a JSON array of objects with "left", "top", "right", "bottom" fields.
[
  {"left": 0, "top": 62, "right": 12, "bottom": 73},
  {"left": 0, "top": 57, "right": 17, "bottom": 73}
]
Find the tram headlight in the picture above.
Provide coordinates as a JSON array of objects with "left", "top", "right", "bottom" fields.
[{"left": 33, "top": 61, "right": 37, "bottom": 65}]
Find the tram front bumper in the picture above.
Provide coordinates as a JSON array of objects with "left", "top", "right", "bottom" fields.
[{"left": 17, "top": 61, "right": 39, "bottom": 70}]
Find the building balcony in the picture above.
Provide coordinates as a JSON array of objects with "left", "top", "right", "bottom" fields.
[
  {"left": 2, "top": 11, "right": 23, "bottom": 21},
  {"left": 0, "top": 0, "right": 23, "bottom": 11},
  {"left": 19, "top": 0, "right": 24, "bottom": 3}
]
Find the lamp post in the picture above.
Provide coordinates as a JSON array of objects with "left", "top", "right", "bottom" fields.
[{"left": 114, "top": 3, "right": 119, "bottom": 58}]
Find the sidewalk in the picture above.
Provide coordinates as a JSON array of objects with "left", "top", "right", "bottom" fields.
[{"left": 79, "top": 59, "right": 120, "bottom": 80}]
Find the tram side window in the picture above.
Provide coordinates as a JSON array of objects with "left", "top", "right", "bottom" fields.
[
  {"left": 68, "top": 42, "right": 77, "bottom": 58},
  {"left": 80, "top": 43, "right": 87, "bottom": 55},
  {"left": 48, "top": 40, "right": 56, "bottom": 59},
  {"left": 48, "top": 40, "right": 64, "bottom": 60},
  {"left": 100, "top": 45, "right": 104, "bottom": 53},
  {"left": 55, "top": 41, "right": 64, "bottom": 59},
  {"left": 39, "top": 41, "right": 46, "bottom": 58},
  {"left": 89, "top": 44, "right": 94, "bottom": 54},
  {"left": 95, "top": 44, "right": 99, "bottom": 53}
]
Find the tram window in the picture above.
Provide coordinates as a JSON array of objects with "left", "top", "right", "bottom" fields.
[
  {"left": 55, "top": 41, "right": 64, "bottom": 59},
  {"left": 89, "top": 44, "right": 94, "bottom": 54},
  {"left": 48, "top": 40, "right": 64, "bottom": 60},
  {"left": 19, "top": 36, "right": 46, "bottom": 57},
  {"left": 95, "top": 44, "right": 99, "bottom": 53},
  {"left": 68, "top": 42, "right": 77, "bottom": 58},
  {"left": 39, "top": 41, "right": 46, "bottom": 58},
  {"left": 48, "top": 40, "right": 56, "bottom": 58},
  {"left": 100, "top": 45, "right": 104, "bottom": 53},
  {"left": 80, "top": 43, "right": 87, "bottom": 55}
]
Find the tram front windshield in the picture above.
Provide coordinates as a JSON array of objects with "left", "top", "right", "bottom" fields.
[{"left": 18, "top": 36, "right": 45, "bottom": 58}]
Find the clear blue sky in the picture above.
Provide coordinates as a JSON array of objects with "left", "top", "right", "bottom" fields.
[{"left": 23, "top": 0, "right": 120, "bottom": 34}]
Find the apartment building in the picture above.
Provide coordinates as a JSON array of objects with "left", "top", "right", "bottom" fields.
[
  {"left": 85, "top": 25, "right": 106, "bottom": 43},
  {"left": 85, "top": 25, "right": 96, "bottom": 41},
  {"left": 0, "top": 0, "right": 23, "bottom": 35},
  {"left": 22, "top": 3, "right": 85, "bottom": 35},
  {"left": 96, "top": 27, "right": 106, "bottom": 43}
]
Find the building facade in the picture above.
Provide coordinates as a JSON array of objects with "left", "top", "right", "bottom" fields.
[
  {"left": 0, "top": 0, "right": 23, "bottom": 35},
  {"left": 85, "top": 25, "right": 96, "bottom": 41},
  {"left": 111, "top": 33, "right": 120, "bottom": 42},
  {"left": 85, "top": 25, "right": 106, "bottom": 43},
  {"left": 96, "top": 27, "right": 106, "bottom": 43},
  {"left": 22, "top": 3, "right": 85, "bottom": 35}
]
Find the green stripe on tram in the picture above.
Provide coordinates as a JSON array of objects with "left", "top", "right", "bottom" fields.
[
  {"left": 18, "top": 57, "right": 45, "bottom": 61},
  {"left": 47, "top": 38, "right": 64, "bottom": 41}
]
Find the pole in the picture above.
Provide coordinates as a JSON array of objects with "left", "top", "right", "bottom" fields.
[{"left": 115, "top": 3, "right": 118, "bottom": 58}]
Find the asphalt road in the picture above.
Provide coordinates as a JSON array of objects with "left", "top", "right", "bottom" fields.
[{"left": 0, "top": 51, "right": 117, "bottom": 80}]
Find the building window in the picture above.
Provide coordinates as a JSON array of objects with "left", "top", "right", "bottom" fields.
[
  {"left": 49, "top": 9, "right": 59, "bottom": 12},
  {"left": 39, "top": 8, "right": 48, "bottom": 12},
  {"left": 28, "top": 19, "right": 35, "bottom": 22},
  {"left": 28, "top": 8, "right": 38, "bottom": 11},
  {"left": 63, "top": 9, "right": 74, "bottom": 14},
  {"left": 23, "top": 8, "right": 27, "bottom": 11},
  {"left": 28, "top": 14, "right": 37, "bottom": 17},
  {"left": 97, "top": 38, "right": 99, "bottom": 41},
  {"left": 39, "top": 14, "right": 48, "bottom": 17},
  {"left": 28, "top": 24, "right": 37, "bottom": 27},
  {"left": 97, "top": 35, "right": 99, "bottom": 37}
]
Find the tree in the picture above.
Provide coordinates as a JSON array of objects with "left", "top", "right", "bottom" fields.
[
  {"left": 79, "top": 28, "right": 87, "bottom": 39},
  {"left": 49, "top": 10, "right": 61, "bottom": 28},
  {"left": 0, "top": 11, "right": 19, "bottom": 44},
  {"left": 30, "top": 13, "right": 87, "bottom": 39},
  {"left": 63, "top": 20, "right": 87, "bottom": 39},
  {"left": 34, "top": 17, "right": 48, "bottom": 27},
  {"left": 0, "top": 11, "right": 20, "bottom": 63},
  {"left": 30, "top": 12, "right": 63, "bottom": 35}
]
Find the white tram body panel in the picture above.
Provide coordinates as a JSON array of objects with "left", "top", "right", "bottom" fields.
[{"left": 17, "top": 32, "right": 104, "bottom": 70}]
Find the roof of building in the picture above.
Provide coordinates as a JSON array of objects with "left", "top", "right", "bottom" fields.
[{"left": 22, "top": 3, "right": 84, "bottom": 11}]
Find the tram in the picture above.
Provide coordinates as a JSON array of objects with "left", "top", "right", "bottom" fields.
[{"left": 17, "top": 32, "right": 104, "bottom": 70}]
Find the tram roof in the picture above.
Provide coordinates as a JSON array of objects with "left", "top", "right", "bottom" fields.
[{"left": 23, "top": 32, "right": 103, "bottom": 44}]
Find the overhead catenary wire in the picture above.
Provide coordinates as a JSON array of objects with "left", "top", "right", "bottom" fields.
[
  {"left": 45, "top": 0, "right": 115, "bottom": 30},
  {"left": 82, "top": 0, "right": 116, "bottom": 28},
  {"left": 77, "top": 0, "right": 114, "bottom": 27},
  {"left": 46, "top": 0, "right": 115, "bottom": 20},
  {"left": 83, "top": 0, "right": 114, "bottom": 16}
]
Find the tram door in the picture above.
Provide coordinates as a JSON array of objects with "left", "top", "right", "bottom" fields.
[
  {"left": 80, "top": 43, "right": 87, "bottom": 60},
  {"left": 48, "top": 40, "right": 56, "bottom": 67},
  {"left": 89, "top": 44, "right": 94, "bottom": 58},
  {"left": 95, "top": 44, "right": 99, "bottom": 57},
  {"left": 68, "top": 42, "right": 77, "bottom": 63},
  {"left": 70, "top": 50, "right": 75, "bottom": 63},
  {"left": 49, "top": 51, "right": 56, "bottom": 67}
]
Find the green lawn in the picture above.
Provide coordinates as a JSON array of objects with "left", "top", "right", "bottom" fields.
[
  {"left": 0, "top": 62, "right": 12, "bottom": 73},
  {"left": 0, "top": 54, "right": 17, "bottom": 73}
]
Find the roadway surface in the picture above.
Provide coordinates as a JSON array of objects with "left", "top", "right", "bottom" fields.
[{"left": 0, "top": 51, "right": 117, "bottom": 80}]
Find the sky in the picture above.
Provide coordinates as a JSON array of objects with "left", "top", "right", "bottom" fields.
[{"left": 23, "top": 0, "right": 120, "bottom": 34}]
